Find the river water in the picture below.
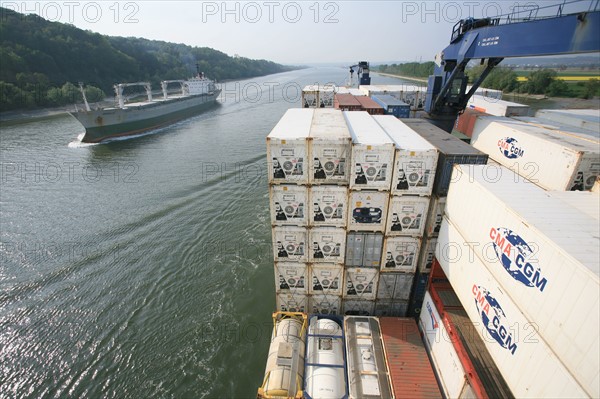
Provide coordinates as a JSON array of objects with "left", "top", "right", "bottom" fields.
[{"left": 0, "top": 68, "right": 418, "bottom": 398}]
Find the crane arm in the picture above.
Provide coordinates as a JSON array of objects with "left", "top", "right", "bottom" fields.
[{"left": 424, "top": 7, "right": 600, "bottom": 132}]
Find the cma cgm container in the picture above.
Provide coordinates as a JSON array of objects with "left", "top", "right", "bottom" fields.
[
  {"left": 345, "top": 232, "right": 384, "bottom": 267},
  {"left": 345, "top": 111, "right": 395, "bottom": 190},
  {"left": 421, "top": 283, "right": 514, "bottom": 399},
  {"left": 309, "top": 108, "right": 352, "bottom": 185},
  {"left": 444, "top": 164, "right": 599, "bottom": 397},
  {"left": 467, "top": 94, "right": 530, "bottom": 117},
  {"left": 344, "top": 316, "right": 393, "bottom": 398},
  {"left": 266, "top": 108, "right": 314, "bottom": 185},
  {"left": 379, "top": 317, "right": 442, "bottom": 398},
  {"left": 535, "top": 108, "right": 600, "bottom": 133},
  {"left": 355, "top": 96, "right": 385, "bottom": 115},
  {"left": 436, "top": 218, "right": 590, "bottom": 398},
  {"left": 269, "top": 185, "right": 308, "bottom": 226},
  {"left": 334, "top": 93, "right": 362, "bottom": 111},
  {"left": 512, "top": 116, "right": 600, "bottom": 140},
  {"left": 471, "top": 116, "right": 600, "bottom": 191},
  {"left": 309, "top": 186, "right": 348, "bottom": 228},
  {"left": 374, "top": 115, "right": 438, "bottom": 196},
  {"left": 546, "top": 190, "right": 600, "bottom": 220},
  {"left": 403, "top": 119, "right": 488, "bottom": 196},
  {"left": 371, "top": 94, "right": 411, "bottom": 118},
  {"left": 348, "top": 191, "right": 389, "bottom": 233}
]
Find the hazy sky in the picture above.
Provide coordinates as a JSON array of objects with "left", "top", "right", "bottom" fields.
[{"left": 2, "top": 1, "right": 596, "bottom": 64}]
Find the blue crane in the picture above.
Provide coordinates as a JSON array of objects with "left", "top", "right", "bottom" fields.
[{"left": 424, "top": 1, "right": 600, "bottom": 132}]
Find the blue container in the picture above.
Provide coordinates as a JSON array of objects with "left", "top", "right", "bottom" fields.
[
  {"left": 407, "top": 272, "right": 429, "bottom": 318},
  {"left": 371, "top": 95, "right": 411, "bottom": 118}
]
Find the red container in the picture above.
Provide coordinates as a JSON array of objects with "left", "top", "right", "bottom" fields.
[
  {"left": 427, "top": 260, "right": 513, "bottom": 399},
  {"left": 355, "top": 96, "right": 385, "bottom": 115},
  {"left": 333, "top": 93, "right": 362, "bottom": 111},
  {"left": 454, "top": 108, "right": 488, "bottom": 138},
  {"left": 380, "top": 317, "right": 442, "bottom": 398}
]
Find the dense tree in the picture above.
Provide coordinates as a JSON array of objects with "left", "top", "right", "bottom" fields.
[
  {"left": 0, "top": 7, "right": 297, "bottom": 110},
  {"left": 524, "top": 69, "right": 558, "bottom": 94},
  {"left": 376, "top": 62, "right": 435, "bottom": 78},
  {"left": 580, "top": 78, "right": 600, "bottom": 99},
  {"left": 467, "top": 65, "right": 518, "bottom": 92},
  {"left": 546, "top": 79, "right": 569, "bottom": 97}
]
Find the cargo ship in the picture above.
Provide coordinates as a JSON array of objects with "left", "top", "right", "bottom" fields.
[
  {"left": 257, "top": 5, "right": 600, "bottom": 397},
  {"left": 70, "top": 72, "right": 220, "bottom": 143}
]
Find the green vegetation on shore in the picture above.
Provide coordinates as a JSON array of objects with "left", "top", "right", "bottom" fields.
[
  {"left": 468, "top": 65, "right": 599, "bottom": 99},
  {"left": 377, "top": 61, "right": 599, "bottom": 99},
  {"left": 375, "top": 62, "right": 435, "bottom": 79},
  {"left": 0, "top": 7, "right": 298, "bottom": 111}
]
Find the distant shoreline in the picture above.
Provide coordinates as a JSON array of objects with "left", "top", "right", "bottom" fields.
[{"left": 373, "top": 72, "right": 428, "bottom": 83}]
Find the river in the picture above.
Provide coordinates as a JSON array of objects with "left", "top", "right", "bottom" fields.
[{"left": 0, "top": 68, "right": 420, "bottom": 398}]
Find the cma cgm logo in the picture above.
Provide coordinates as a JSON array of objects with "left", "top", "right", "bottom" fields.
[
  {"left": 472, "top": 285, "right": 518, "bottom": 355},
  {"left": 498, "top": 137, "right": 524, "bottom": 159},
  {"left": 426, "top": 302, "right": 439, "bottom": 330},
  {"left": 490, "top": 227, "right": 548, "bottom": 292}
]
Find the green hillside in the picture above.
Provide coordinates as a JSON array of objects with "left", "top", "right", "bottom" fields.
[{"left": 0, "top": 7, "right": 297, "bottom": 110}]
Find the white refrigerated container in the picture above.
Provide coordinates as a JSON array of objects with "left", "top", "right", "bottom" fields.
[
  {"left": 266, "top": 108, "right": 314, "bottom": 184},
  {"left": 344, "top": 111, "right": 395, "bottom": 191},
  {"left": 374, "top": 115, "right": 438, "bottom": 196}
]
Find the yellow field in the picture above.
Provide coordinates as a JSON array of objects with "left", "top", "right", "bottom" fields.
[{"left": 517, "top": 76, "right": 600, "bottom": 82}]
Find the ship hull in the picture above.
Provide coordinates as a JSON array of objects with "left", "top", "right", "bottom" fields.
[{"left": 70, "top": 90, "right": 221, "bottom": 143}]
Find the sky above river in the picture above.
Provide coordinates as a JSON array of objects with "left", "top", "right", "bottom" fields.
[{"left": 2, "top": 1, "right": 597, "bottom": 64}]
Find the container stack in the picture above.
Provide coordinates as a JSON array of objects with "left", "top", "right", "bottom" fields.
[
  {"left": 306, "top": 108, "right": 352, "bottom": 315},
  {"left": 343, "top": 111, "right": 394, "bottom": 316},
  {"left": 268, "top": 108, "right": 354, "bottom": 315},
  {"left": 372, "top": 115, "right": 438, "bottom": 317},
  {"left": 400, "top": 119, "right": 489, "bottom": 317},
  {"left": 268, "top": 108, "right": 315, "bottom": 314},
  {"left": 435, "top": 163, "right": 599, "bottom": 398}
]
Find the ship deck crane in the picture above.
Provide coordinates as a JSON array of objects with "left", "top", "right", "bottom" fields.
[
  {"left": 347, "top": 61, "right": 371, "bottom": 87},
  {"left": 424, "top": 1, "right": 600, "bottom": 132}
]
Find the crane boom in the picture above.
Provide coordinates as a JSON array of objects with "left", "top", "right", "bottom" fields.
[{"left": 424, "top": 6, "right": 600, "bottom": 132}]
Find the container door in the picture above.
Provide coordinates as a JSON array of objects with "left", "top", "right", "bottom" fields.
[{"left": 345, "top": 233, "right": 364, "bottom": 267}]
